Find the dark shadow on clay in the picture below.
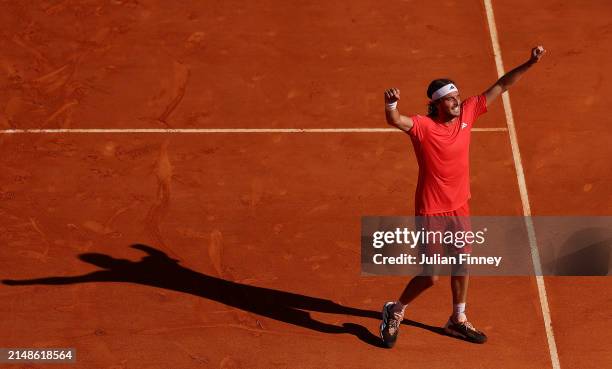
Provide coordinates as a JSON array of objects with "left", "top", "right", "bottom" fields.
[{"left": 3, "top": 244, "right": 461, "bottom": 346}]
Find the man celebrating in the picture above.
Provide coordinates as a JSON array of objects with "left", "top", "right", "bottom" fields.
[{"left": 380, "top": 46, "right": 547, "bottom": 347}]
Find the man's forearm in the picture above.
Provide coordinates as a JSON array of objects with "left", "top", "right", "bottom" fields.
[
  {"left": 385, "top": 109, "right": 401, "bottom": 126},
  {"left": 482, "top": 46, "right": 544, "bottom": 105},
  {"left": 497, "top": 59, "right": 535, "bottom": 91}
]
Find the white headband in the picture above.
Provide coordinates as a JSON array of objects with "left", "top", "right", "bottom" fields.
[{"left": 431, "top": 83, "right": 458, "bottom": 100}]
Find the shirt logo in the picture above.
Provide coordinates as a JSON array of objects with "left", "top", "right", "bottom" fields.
[{"left": 461, "top": 122, "right": 468, "bottom": 129}]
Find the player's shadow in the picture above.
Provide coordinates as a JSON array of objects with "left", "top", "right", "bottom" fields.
[{"left": 2, "top": 244, "right": 446, "bottom": 347}]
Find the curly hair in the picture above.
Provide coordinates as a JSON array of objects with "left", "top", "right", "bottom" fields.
[{"left": 426, "top": 78, "right": 456, "bottom": 116}]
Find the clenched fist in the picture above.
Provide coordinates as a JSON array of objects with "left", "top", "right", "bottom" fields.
[
  {"left": 529, "top": 45, "right": 546, "bottom": 64},
  {"left": 384, "top": 88, "right": 401, "bottom": 104}
]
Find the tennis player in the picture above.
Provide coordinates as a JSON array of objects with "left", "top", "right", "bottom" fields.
[{"left": 380, "top": 46, "right": 547, "bottom": 347}]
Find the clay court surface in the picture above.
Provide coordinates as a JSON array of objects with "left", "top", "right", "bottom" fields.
[{"left": 1, "top": 1, "right": 611, "bottom": 368}]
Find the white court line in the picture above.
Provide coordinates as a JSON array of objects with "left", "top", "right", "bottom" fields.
[
  {"left": 483, "top": 1, "right": 561, "bottom": 369},
  {"left": 0, "top": 127, "right": 507, "bottom": 134}
]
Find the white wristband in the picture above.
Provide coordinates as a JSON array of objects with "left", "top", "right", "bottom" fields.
[{"left": 385, "top": 101, "right": 398, "bottom": 111}]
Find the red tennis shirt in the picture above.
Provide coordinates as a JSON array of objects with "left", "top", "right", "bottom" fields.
[{"left": 408, "top": 94, "right": 488, "bottom": 214}]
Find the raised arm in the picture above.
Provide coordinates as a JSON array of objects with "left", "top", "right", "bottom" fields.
[
  {"left": 384, "top": 88, "right": 414, "bottom": 132},
  {"left": 483, "top": 45, "right": 547, "bottom": 107}
]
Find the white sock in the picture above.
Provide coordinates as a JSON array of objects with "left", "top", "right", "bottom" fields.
[{"left": 453, "top": 302, "right": 466, "bottom": 322}]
